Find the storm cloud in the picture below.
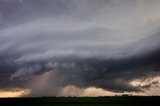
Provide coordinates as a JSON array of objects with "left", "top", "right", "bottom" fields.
[{"left": 0, "top": 0, "right": 160, "bottom": 96}]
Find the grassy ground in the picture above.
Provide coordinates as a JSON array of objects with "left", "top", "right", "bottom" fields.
[{"left": 0, "top": 96, "right": 159, "bottom": 106}]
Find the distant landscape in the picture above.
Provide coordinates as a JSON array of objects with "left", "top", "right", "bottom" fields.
[{"left": 0, "top": 96, "right": 160, "bottom": 106}]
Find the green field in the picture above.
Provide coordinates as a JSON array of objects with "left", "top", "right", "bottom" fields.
[{"left": 0, "top": 96, "right": 159, "bottom": 106}]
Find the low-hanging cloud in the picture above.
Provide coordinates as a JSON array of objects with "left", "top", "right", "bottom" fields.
[{"left": 0, "top": 0, "right": 160, "bottom": 96}]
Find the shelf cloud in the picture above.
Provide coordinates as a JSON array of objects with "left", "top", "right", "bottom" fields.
[{"left": 0, "top": 0, "right": 160, "bottom": 96}]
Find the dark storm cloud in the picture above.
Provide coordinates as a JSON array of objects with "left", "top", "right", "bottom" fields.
[{"left": 0, "top": 0, "right": 160, "bottom": 96}]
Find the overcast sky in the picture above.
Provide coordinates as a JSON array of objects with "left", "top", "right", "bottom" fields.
[{"left": 0, "top": 0, "right": 160, "bottom": 97}]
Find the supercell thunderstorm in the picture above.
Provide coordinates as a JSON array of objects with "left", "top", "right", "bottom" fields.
[{"left": 0, "top": 0, "right": 160, "bottom": 96}]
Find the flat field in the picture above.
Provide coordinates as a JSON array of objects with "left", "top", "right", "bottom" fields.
[{"left": 0, "top": 96, "right": 159, "bottom": 106}]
